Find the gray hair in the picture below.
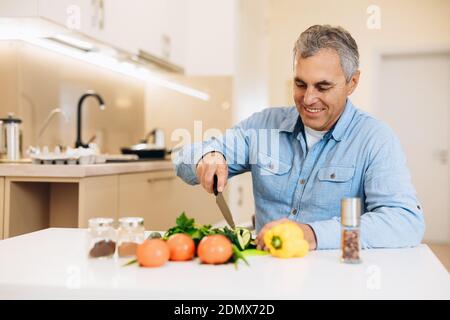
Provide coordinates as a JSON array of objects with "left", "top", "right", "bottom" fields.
[{"left": 293, "top": 25, "right": 359, "bottom": 82}]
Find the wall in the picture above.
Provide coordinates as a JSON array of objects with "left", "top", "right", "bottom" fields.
[
  {"left": 0, "top": 39, "right": 146, "bottom": 154},
  {"left": 267, "top": 0, "right": 450, "bottom": 113},
  {"left": 144, "top": 75, "right": 233, "bottom": 149}
]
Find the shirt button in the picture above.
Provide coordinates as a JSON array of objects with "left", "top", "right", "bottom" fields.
[
  {"left": 291, "top": 208, "right": 298, "bottom": 215},
  {"left": 300, "top": 179, "right": 305, "bottom": 185},
  {"left": 330, "top": 173, "right": 336, "bottom": 179}
]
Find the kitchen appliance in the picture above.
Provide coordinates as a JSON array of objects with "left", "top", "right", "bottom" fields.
[
  {"left": 75, "top": 90, "right": 105, "bottom": 148},
  {"left": 0, "top": 113, "right": 22, "bottom": 161},
  {"left": 213, "top": 174, "right": 236, "bottom": 228},
  {"left": 121, "top": 128, "right": 167, "bottom": 159}
]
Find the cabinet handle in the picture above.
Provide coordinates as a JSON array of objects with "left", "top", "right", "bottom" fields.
[{"left": 147, "top": 176, "right": 176, "bottom": 183}]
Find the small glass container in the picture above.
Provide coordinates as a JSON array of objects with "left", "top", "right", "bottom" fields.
[
  {"left": 87, "top": 217, "right": 116, "bottom": 259},
  {"left": 117, "top": 217, "right": 145, "bottom": 258},
  {"left": 340, "top": 198, "right": 362, "bottom": 264}
]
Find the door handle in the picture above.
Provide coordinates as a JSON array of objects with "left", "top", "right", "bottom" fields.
[{"left": 147, "top": 176, "right": 176, "bottom": 183}]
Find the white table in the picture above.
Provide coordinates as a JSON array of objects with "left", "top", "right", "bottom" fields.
[{"left": 0, "top": 228, "right": 449, "bottom": 299}]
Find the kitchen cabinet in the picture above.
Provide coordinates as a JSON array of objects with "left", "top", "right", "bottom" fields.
[
  {"left": 38, "top": 0, "right": 187, "bottom": 69},
  {"left": 0, "top": 162, "right": 222, "bottom": 239},
  {"left": 38, "top": 0, "right": 92, "bottom": 32},
  {"left": 119, "top": 170, "right": 222, "bottom": 231},
  {"left": 2, "top": 176, "right": 117, "bottom": 238}
]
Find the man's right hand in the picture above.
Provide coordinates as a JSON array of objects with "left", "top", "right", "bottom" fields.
[{"left": 196, "top": 151, "right": 228, "bottom": 194}]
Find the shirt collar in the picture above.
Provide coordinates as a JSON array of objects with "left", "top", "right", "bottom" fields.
[
  {"left": 279, "top": 99, "right": 356, "bottom": 142},
  {"left": 326, "top": 99, "right": 356, "bottom": 142},
  {"left": 279, "top": 108, "right": 301, "bottom": 133}
]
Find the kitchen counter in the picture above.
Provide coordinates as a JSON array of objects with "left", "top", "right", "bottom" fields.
[
  {"left": 0, "top": 228, "right": 449, "bottom": 299},
  {"left": 0, "top": 160, "right": 180, "bottom": 239},
  {"left": 0, "top": 160, "right": 174, "bottom": 178}
]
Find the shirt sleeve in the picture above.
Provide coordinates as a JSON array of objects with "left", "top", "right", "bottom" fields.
[
  {"left": 172, "top": 119, "right": 254, "bottom": 185},
  {"left": 308, "top": 125, "right": 425, "bottom": 250}
]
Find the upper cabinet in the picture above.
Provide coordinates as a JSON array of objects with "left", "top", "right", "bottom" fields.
[
  {"left": 38, "top": 0, "right": 187, "bottom": 70},
  {"left": 3, "top": 0, "right": 235, "bottom": 75}
]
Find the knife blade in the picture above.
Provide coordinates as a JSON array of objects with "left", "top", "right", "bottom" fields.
[{"left": 213, "top": 174, "right": 236, "bottom": 229}]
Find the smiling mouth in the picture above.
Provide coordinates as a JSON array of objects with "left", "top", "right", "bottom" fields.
[{"left": 303, "top": 105, "right": 326, "bottom": 114}]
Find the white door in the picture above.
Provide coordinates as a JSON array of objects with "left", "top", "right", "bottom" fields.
[{"left": 379, "top": 52, "right": 450, "bottom": 244}]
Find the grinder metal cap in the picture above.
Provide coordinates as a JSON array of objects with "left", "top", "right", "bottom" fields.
[{"left": 341, "top": 198, "right": 361, "bottom": 227}]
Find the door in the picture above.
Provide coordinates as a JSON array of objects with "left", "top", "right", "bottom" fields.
[{"left": 379, "top": 52, "right": 450, "bottom": 244}]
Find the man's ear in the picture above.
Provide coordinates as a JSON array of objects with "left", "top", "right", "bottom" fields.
[{"left": 347, "top": 70, "right": 361, "bottom": 96}]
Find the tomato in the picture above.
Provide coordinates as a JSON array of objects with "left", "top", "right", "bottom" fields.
[
  {"left": 136, "top": 239, "right": 170, "bottom": 267},
  {"left": 197, "top": 234, "right": 233, "bottom": 264},
  {"left": 167, "top": 233, "right": 195, "bottom": 261}
]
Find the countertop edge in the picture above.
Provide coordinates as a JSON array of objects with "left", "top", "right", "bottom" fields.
[{"left": 0, "top": 161, "right": 175, "bottom": 178}]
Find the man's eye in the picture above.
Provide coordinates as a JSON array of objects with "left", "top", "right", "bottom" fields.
[
  {"left": 295, "top": 83, "right": 306, "bottom": 88},
  {"left": 318, "top": 87, "right": 330, "bottom": 92}
]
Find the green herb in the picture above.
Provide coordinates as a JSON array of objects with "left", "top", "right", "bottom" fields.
[
  {"left": 231, "top": 245, "right": 249, "bottom": 270},
  {"left": 122, "top": 258, "right": 137, "bottom": 267},
  {"left": 163, "top": 212, "right": 213, "bottom": 243},
  {"left": 241, "top": 249, "right": 269, "bottom": 257}
]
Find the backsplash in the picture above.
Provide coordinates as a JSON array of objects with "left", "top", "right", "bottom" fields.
[
  {"left": 0, "top": 40, "right": 233, "bottom": 157},
  {"left": 0, "top": 40, "right": 146, "bottom": 154}
]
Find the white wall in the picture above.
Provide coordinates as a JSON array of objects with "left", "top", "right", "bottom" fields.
[{"left": 267, "top": 0, "right": 450, "bottom": 113}]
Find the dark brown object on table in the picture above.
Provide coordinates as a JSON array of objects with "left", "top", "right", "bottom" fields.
[{"left": 89, "top": 240, "right": 116, "bottom": 258}]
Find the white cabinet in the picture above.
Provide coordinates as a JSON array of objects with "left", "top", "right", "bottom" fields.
[
  {"left": 38, "top": 0, "right": 92, "bottom": 33},
  {"left": 38, "top": 0, "right": 187, "bottom": 70}
]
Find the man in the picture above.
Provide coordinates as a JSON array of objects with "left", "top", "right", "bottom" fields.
[{"left": 173, "top": 25, "right": 425, "bottom": 250}]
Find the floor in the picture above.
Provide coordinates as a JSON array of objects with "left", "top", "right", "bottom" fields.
[{"left": 427, "top": 243, "right": 450, "bottom": 272}]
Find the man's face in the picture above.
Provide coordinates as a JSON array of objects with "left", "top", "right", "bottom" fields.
[{"left": 293, "top": 49, "right": 360, "bottom": 131}]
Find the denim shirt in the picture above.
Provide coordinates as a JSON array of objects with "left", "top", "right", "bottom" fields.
[{"left": 173, "top": 99, "right": 425, "bottom": 249}]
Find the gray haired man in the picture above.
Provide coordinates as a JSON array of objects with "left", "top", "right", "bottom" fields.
[{"left": 174, "top": 25, "right": 425, "bottom": 250}]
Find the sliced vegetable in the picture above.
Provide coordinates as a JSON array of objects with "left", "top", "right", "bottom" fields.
[{"left": 240, "top": 249, "right": 269, "bottom": 257}]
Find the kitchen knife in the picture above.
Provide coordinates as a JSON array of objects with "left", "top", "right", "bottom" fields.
[{"left": 213, "top": 174, "right": 236, "bottom": 229}]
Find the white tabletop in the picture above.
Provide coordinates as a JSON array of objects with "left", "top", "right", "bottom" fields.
[{"left": 0, "top": 228, "right": 449, "bottom": 299}]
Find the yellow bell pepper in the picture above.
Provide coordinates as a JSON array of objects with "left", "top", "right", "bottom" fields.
[{"left": 263, "top": 222, "right": 309, "bottom": 258}]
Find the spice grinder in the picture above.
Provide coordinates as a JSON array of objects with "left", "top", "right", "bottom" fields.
[{"left": 0, "top": 113, "right": 22, "bottom": 161}]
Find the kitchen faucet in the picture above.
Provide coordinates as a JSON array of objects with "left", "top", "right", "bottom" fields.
[
  {"left": 37, "top": 108, "right": 68, "bottom": 142},
  {"left": 75, "top": 90, "right": 105, "bottom": 148}
]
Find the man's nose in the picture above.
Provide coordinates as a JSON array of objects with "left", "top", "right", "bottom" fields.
[{"left": 303, "top": 87, "right": 319, "bottom": 105}]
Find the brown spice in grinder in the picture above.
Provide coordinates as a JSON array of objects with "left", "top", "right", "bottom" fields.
[{"left": 89, "top": 240, "right": 116, "bottom": 258}]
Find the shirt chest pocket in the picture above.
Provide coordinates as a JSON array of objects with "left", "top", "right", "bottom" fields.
[
  {"left": 313, "top": 166, "right": 355, "bottom": 207},
  {"left": 253, "top": 152, "right": 292, "bottom": 201}
]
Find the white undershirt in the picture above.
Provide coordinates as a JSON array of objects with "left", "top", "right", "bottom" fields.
[{"left": 304, "top": 126, "right": 327, "bottom": 149}]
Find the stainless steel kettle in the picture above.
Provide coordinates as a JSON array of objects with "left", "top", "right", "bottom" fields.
[{"left": 0, "top": 113, "right": 22, "bottom": 161}]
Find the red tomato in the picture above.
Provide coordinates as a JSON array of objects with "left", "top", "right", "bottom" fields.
[
  {"left": 136, "top": 239, "right": 170, "bottom": 267},
  {"left": 197, "top": 234, "right": 233, "bottom": 264},
  {"left": 167, "top": 233, "right": 195, "bottom": 261}
]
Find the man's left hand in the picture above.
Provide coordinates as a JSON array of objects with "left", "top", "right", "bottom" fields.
[{"left": 256, "top": 218, "right": 317, "bottom": 251}]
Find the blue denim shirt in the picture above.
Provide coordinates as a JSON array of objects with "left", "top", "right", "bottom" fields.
[{"left": 173, "top": 99, "right": 425, "bottom": 249}]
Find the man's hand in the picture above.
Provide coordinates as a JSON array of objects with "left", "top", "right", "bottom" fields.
[
  {"left": 196, "top": 151, "right": 228, "bottom": 193},
  {"left": 256, "top": 218, "right": 317, "bottom": 251}
]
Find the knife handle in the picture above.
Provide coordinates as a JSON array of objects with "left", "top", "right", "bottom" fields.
[{"left": 213, "top": 174, "right": 218, "bottom": 196}]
